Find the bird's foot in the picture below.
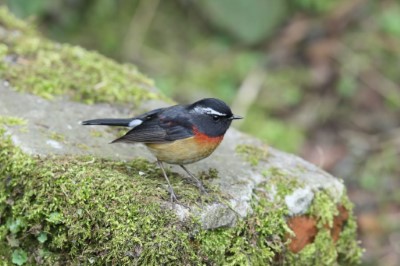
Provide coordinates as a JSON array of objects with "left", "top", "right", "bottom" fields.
[
  {"left": 195, "top": 181, "right": 208, "bottom": 195},
  {"left": 168, "top": 186, "right": 179, "bottom": 203},
  {"left": 179, "top": 165, "right": 208, "bottom": 195}
]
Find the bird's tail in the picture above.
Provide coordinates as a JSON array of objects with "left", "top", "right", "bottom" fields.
[{"left": 81, "top": 118, "right": 132, "bottom": 127}]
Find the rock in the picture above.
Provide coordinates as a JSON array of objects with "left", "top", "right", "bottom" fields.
[
  {"left": 0, "top": 8, "right": 362, "bottom": 265},
  {"left": 0, "top": 82, "right": 344, "bottom": 229},
  {"left": 285, "top": 187, "right": 315, "bottom": 216}
]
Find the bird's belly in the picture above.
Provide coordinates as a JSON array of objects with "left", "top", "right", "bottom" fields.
[{"left": 146, "top": 136, "right": 223, "bottom": 164}]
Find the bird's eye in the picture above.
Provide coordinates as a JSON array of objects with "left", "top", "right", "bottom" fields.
[{"left": 212, "top": 115, "right": 220, "bottom": 121}]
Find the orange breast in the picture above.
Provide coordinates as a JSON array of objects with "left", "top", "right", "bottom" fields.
[
  {"left": 192, "top": 127, "right": 223, "bottom": 145},
  {"left": 146, "top": 129, "right": 223, "bottom": 164}
]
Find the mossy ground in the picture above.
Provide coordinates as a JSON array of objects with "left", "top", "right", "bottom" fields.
[
  {"left": 0, "top": 7, "right": 163, "bottom": 106},
  {"left": 235, "top": 144, "right": 268, "bottom": 166},
  {"left": 0, "top": 119, "right": 362, "bottom": 265},
  {"left": 0, "top": 122, "right": 201, "bottom": 265}
]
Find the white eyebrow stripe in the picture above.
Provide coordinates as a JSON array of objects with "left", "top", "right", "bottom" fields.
[
  {"left": 128, "top": 119, "right": 143, "bottom": 127},
  {"left": 192, "top": 106, "right": 227, "bottom": 116}
]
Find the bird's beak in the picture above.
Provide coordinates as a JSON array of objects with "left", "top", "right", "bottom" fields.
[{"left": 230, "top": 114, "right": 243, "bottom": 120}]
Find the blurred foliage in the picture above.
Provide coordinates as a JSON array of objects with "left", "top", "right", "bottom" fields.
[
  {"left": 4, "top": 0, "right": 48, "bottom": 18},
  {"left": 379, "top": 4, "right": 400, "bottom": 37},
  {"left": 240, "top": 107, "right": 305, "bottom": 152},
  {"left": 360, "top": 147, "right": 398, "bottom": 192},
  {"left": 261, "top": 68, "right": 308, "bottom": 111},
  {"left": 196, "top": 0, "right": 287, "bottom": 44},
  {"left": 290, "top": 0, "right": 339, "bottom": 13},
  {"left": 4, "top": 0, "right": 140, "bottom": 56},
  {"left": 156, "top": 47, "right": 261, "bottom": 103}
]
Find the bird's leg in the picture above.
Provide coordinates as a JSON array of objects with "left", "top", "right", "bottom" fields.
[
  {"left": 179, "top": 165, "right": 207, "bottom": 194},
  {"left": 157, "top": 160, "right": 178, "bottom": 203}
]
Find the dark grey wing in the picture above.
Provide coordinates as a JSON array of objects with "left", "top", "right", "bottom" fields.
[
  {"left": 133, "top": 107, "right": 165, "bottom": 121},
  {"left": 112, "top": 121, "right": 166, "bottom": 143},
  {"left": 111, "top": 107, "right": 193, "bottom": 144}
]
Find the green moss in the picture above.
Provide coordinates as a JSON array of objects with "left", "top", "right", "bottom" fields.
[
  {"left": 0, "top": 126, "right": 201, "bottom": 264},
  {"left": 308, "top": 191, "right": 339, "bottom": 228},
  {"left": 199, "top": 168, "right": 219, "bottom": 180},
  {"left": 48, "top": 131, "right": 65, "bottom": 142},
  {"left": 263, "top": 167, "right": 303, "bottom": 198},
  {"left": 0, "top": 116, "right": 27, "bottom": 126},
  {"left": 0, "top": 7, "right": 164, "bottom": 106},
  {"left": 89, "top": 129, "right": 104, "bottom": 138},
  {"left": 0, "top": 7, "right": 33, "bottom": 34},
  {"left": 287, "top": 229, "right": 337, "bottom": 265},
  {"left": 235, "top": 144, "right": 268, "bottom": 166},
  {"left": 336, "top": 193, "right": 364, "bottom": 265}
]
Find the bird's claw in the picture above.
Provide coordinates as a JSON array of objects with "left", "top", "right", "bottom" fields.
[
  {"left": 169, "top": 188, "right": 178, "bottom": 203},
  {"left": 196, "top": 182, "right": 208, "bottom": 195}
]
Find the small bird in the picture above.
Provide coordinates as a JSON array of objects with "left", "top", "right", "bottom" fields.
[{"left": 81, "top": 98, "right": 242, "bottom": 202}]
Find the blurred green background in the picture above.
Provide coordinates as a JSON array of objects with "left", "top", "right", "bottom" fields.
[{"left": 2, "top": 0, "right": 400, "bottom": 265}]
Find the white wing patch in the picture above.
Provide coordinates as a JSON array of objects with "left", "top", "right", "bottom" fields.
[
  {"left": 192, "top": 106, "right": 227, "bottom": 116},
  {"left": 128, "top": 119, "right": 143, "bottom": 127}
]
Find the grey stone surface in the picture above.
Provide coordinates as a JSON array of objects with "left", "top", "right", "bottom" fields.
[
  {"left": 285, "top": 187, "right": 315, "bottom": 215},
  {"left": 0, "top": 82, "right": 345, "bottom": 229}
]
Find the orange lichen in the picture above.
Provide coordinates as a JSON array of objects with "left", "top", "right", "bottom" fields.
[
  {"left": 287, "top": 205, "right": 350, "bottom": 253},
  {"left": 328, "top": 205, "right": 349, "bottom": 242},
  {"left": 287, "top": 216, "right": 318, "bottom": 253}
]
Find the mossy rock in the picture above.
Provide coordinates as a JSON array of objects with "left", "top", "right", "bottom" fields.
[
  {"left": 0, "top": 8, "right": 362, "bottom": 265},
  {"left": 0, "top": 7, "right": 162, "bottom": 106}
]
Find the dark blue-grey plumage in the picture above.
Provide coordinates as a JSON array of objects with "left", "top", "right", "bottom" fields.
[
  {"left": 81, "top": 98, "right": 242, "bottom": 144},
  {"left": 81, "top": 118, "right": 132, "bottom": 127}
]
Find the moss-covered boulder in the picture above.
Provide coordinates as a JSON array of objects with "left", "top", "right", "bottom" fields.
[{"left": 0, "top": 7, "right": 362, "bottom": 265}]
